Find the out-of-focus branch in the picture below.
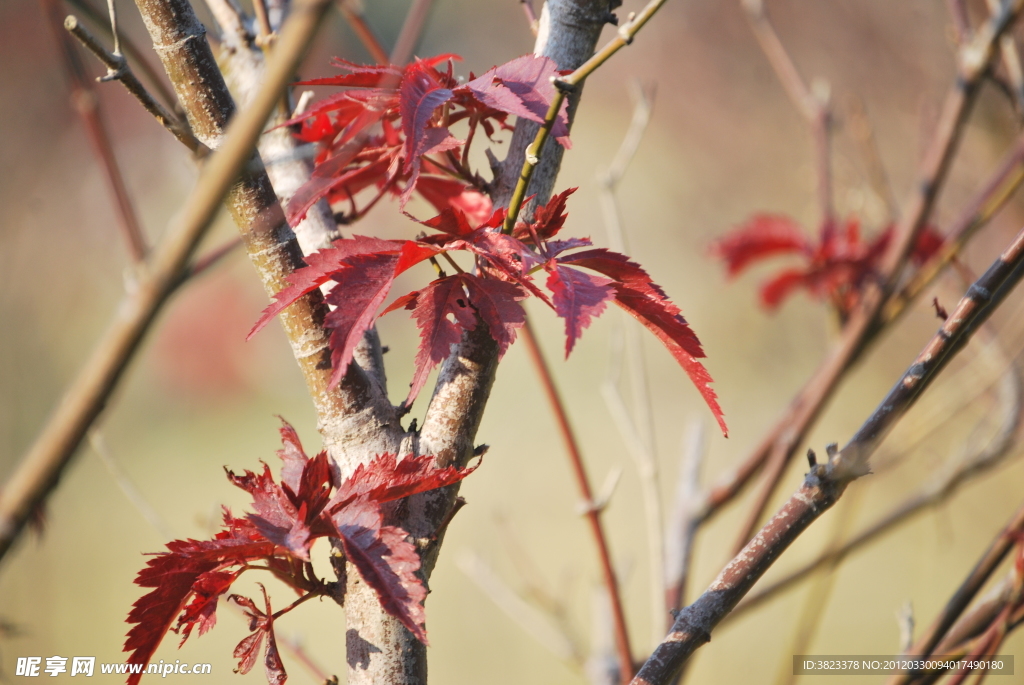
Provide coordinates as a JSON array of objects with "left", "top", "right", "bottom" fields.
[
  {"left": 520, "top": 0, "right": 539, "bottom": 36},
  {"left": 337, "top": 0, "right": 388, "bottom": 64},
  {"left": 64, "top": 14, "right": 206, "bottom": 155},
  {"left": 743, "top": 0, "right": 833, "bottom": 223},
  {"left": 456, "top": 551, "right": 582, "bottom": 666},
  {"left": 598, "top": 81, "right": 665, "bottom": 648},
  {"left": 0, "top": 0, "right": 338, "bottom": 565},
  {"left": 883, "top": 127, "right": 1024, "bottom": 324},
  {"left": 522, "top": 319, "right": 634, "bottom": 682},
  {"left": 64, "top": 0, "right": 180, "bottom": 113},
  {"left": 888, "top": 500, "right": 1024, "bottom": 684},
  {"left": 390, "top": 0, "right": 434, "bottom": 66},
  {"left": 701, "top": 0, "right": 1024, "bottom": 545},
  {"left": 663, "top": 420, "right": 706, "bottom": 614},
  {"left": 41, "top": 0, "right": 147, "bottom": 262},
  {"left": 630, "top": 220, "right": 1024, "bottom": 685}
]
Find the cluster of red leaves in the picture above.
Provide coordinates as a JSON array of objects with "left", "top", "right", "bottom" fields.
[
  {"left": 711, "top": 214, "right": 944, "bottom": 315},
  {"left": 251, "top": 189, "right": 728, "bottom": 436},
  {"left": 124, "top": 421, "right": 476, "bottom": 685},
  {"left": 285, "top": 53, "right": 570, "bottom": 226}
]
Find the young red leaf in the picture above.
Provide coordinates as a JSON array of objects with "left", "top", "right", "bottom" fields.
[
  {"left": 406, "top": 275, "right": 479, "bottom": 404},
  {"left": 398, "top": 61, "right": 459, "bottom": 206},
  {"left": 331, "top": 500, "right": 428, "bottom": 643},
  {"left": 462, "top": 274, "right": 528, "bottom": 356},
  {"left": 415, "top": 176, "right": 493, "bottom": 227},
  {"left": 545, "top": 264, "right": 614, "bottom": 356},
  {"left": 247, "top": 236, "right": 404, "bottom": 339},
  {"left": 458, "top": 54, "right": 571, "bottom": 146},
  {"left": 710, "top": 214, "right": 811, "bottom": 276},
  {"left": 512, "top": 187, "right": 577, "bottom": 243},
  {"left": 330, "top": 452, "right": 479, "bottom": 510},
  {"left": 123, "top": 529, "right": 276, "bottom": 685},
  {"left": 275, "top": 418, "right": 308, "bottom": 494},
  {"left": 230, "top": 586, "right": 286, "bottom": 685}
]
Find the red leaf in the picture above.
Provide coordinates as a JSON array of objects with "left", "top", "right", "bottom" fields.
[
  {"left": 710, "top": 214, "right": 811, "bottom": 276},
  {"left": 415, "top": 176, "right": 493, "bottom": 227},
  {"left": 231, "top": 586, "right": 286, "bottom": 685},
  {"left": 513, "top": 187, "right": 577, "bottom": 242},
  {"left": 332, "top": 500, "right": 428, "bottom": 643},
  {"left": 331, "top": 452, "right": 479, "bottom": 509},
  {"left": 406, "top": 275, "right": 479, "bottom": 404},
  {"left": 123, "top": 530, "right": 275, "bottom": 684},
  {"left": 462, "top": 274, "right": 528, "bottom": 356},
  {"left": 275, "top": 418, "right": 308, "bottom": 494},
  {"left": 557, "top": 248, "right": 726, "bottom": 435},
  {"left": 247, "top": 236, "right": 404, "bottom": 339},
  {"left": 612, "top": 285, "right": 728, "bottom": 437},
  {"left": 545, "top": 264, "right": 614, "bottom": 356},
  {"left": 399, "top": 61, "right": 458, "bottom": 205},
  {"left": 458, "top": 55, "right": 571, "bottom": 146}
]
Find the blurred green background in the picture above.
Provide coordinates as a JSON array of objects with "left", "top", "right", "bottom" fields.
[{"left": 3, "top": 0, "right": 1024, "bottom": 683}]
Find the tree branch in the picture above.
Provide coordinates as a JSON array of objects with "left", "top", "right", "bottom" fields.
[
  {"left": 701, "top": 0, "right": 1024, "bottom": 543},
  {"left": 0, "top": 0, "right": 337, "bottom": 562},
  {"left": 631, "top": 219, "right": 1024, "bottom": 685}
]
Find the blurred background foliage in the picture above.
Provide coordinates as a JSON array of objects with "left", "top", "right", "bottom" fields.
[{"left": 2, "top": 0, "right": 1024, "bottom": 683}]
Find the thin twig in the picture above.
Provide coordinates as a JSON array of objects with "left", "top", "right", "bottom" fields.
[
  {"left": 701, "top": 0, "right": 1024, "bottom": 544},
  {"left": 729, "top": 352, "right": 1024, "bottom": 622},
  {"left": 64, "top": 0, "right": 180, "bottom": 113},
  {"left": 42, "top": 0, "right": 147, "bottom": 262},
  {"left": 887, "top": 501, "right": 1024, "bottom": 684},
  {"left": 522, "top": 318, "right": 634, "bottom": 682},
  {"left": 949, "top": 0, "right": 971, "bottom": 43},
  {"left": 337, "top": 0, "right": 389, "bottom": 64},
  {"left": 64, "top": 14, "right": 206, "bottom": 155},
  {"left": 0, "top": 0, "right": 336, "bottom": 563},
  {"left": 743, "top": 0, "right": 833, "bottom": 223},
  {"left": 502, "top": 0, "right": 671, "bottom": 233},
  {"left": 631, "top": 219, "right": 1024, "bottom": 685},
  {"left": 663, "top": 419, "right": 706, "bottom": 613},
  {"left": 456, "top": 551, "right": 582, "bottom": 666},
  {"left": 598, "top": 80, "right": 664, "bottom": 648},
  {"left": 88, "top": 430, "right": 172, "bottom": 540},
  {"left": 390, "top": 0, "right": 434, "bottom": 66}
]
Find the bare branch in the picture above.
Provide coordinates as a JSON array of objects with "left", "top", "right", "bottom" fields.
[
  {"left": 598, "top": 80, "right": 664, "bottom": 648},
  {"left": 42, "top": 0, "right": 148, "bottom": 262},
  {"left": 64, "top": 0, "right": 180, "bottom": 113},
  {"left": 0, "top": 0, "right": 338, "bottom": 564},
  {"left": 64, "top": 14, "right": 206, "bottom": 154},
  {"left": 742, "top": 0, "right": 833, "bottom": 222},
  {"left": 664, "top": 420, "right": 706, "bottom": 613},
  {"left": 390, "top": 0, "right": 434, "bottom": 66},
  {"left": 631, "top": 220, "right": 1024, "bottom": 685},
  {"left": 520, "top": 0, "right": 539, "bottom": 36},
  {"left": 337, "top": 0, "right": 389, "bottom": 64},
  {"left": 701, "top": 0, "right": 1024, "bottom": 541},
  {"left": 522, "top": 319, "right": 634, "bottom": 681},
  {"left": 457, "top": 551, "right": 581, "bottom": 665},
  {"left": 729, "top": 354, "right": 1024, "bottom": 622}
]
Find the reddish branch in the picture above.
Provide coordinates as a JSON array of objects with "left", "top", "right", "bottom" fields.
[
  {"left": 521, "top": 319, "right": 634, "bottom": 682},
  {"left": 631, "top": 219, "right": 1024, "bottom": 685}
]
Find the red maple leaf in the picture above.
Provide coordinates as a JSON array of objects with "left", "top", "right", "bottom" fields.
[
  {"left": 711, "top": 213, "right": 945, "bottom": 315},
  {"left": 124, "top": 421, "right": 477, "bottom": 683},
  {"left": 230, "top": 587, "right": 286, "bottom": 685}
]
